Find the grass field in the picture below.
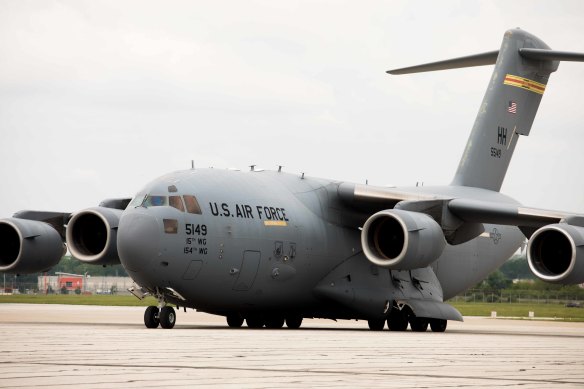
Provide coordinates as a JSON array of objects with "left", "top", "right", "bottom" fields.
[
  {"left": 1, "top": 295, "right": 584, "bottom": 321},
  {"left": 0, "top": 294, "right": 157, "bottom": 306},
  {"left": 450, "top": 302, "right": 584, "bottom": 321}
]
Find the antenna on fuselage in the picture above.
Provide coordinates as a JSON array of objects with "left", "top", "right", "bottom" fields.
[{"left": 191, "top": 160, "right": 194, "bottom": 169}]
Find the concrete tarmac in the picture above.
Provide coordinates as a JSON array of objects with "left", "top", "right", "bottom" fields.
[{"left": 0, "top": 304, "right": 583, "bottom": 388}]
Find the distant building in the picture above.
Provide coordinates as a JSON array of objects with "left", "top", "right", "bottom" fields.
[{"left": 58, "top": 276, "right": 83, "bottom": 291}]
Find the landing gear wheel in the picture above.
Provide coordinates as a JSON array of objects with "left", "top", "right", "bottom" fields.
[
  {"left": 144, "top": 306, "right": 160, "bottom": 329},
  {"left": 227, "top": 315, "right": 244, "bottom": 328},
  {"left": 367, "top": 318, "right": 385, "bottom": 331},
  {"left": 265, "top": 316, "right": 285, "bottom": 329},
  {"left": 409, "top": 317, "right": 429, "bottom": 332},
  {"left": 159, "top": 306, "right": 176, "bottom": 329},
  {"left": 388, "top": 311, "right": 408, "bottom": 331},
  {"left": 285, "top": 316, "right": 303, "bottom": 329},
  {"left": 246, "top": 316, "right": 265, "bottom": 329},
  {"left": 430, "top": 319, "right": 447, "bottom": 332}
]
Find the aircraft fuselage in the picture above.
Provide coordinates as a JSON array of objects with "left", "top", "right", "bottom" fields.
[{"left": 118, "top": 168, "right": 523, "bottom": 319}]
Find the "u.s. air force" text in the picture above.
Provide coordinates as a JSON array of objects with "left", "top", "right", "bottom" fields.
[{"left": 209, "top": 202, "right": 289, "bottom": 221}]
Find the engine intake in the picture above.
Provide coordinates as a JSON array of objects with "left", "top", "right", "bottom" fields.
[
  {"left": 527, "top": 223, "right": 584, "bottom": 284},
  {"left": 0, "top": 218, "right": 65, "bottom": 274},
  {"left": 361, "top": 209, "right": 445, "bottom": 270},
  {"left": 66, "top": 207, "right": 123, "bottom": 265}
]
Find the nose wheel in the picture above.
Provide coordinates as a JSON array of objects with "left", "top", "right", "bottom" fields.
[
  {"left": 160, "top": 306, "right": 176, "bottom": 329},
  {"left": 143, "top": 305, "right": 176, "bottom": 329},
  {"left": 144, "top": 306, "right": 160, "bottom": 328}
]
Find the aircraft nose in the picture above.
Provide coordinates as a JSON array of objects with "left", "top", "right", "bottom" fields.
[{"left": 117, "top": 209, "right": 160, "bottom": 273}]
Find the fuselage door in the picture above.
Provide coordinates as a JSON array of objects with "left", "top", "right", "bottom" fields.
[{"left": 233, "top": 250, "right": 261, "bottom": 291}]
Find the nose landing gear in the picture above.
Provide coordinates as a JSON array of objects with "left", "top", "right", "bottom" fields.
[
  {"left": 144, "top": 306, "right": 160, "bottom": 328},
  {"left": 143, "top": 290, "right": 177, "bottom": 329},
  {"left": 159, "top": 306, "right": 176, "bottom": 329},
  {"left": 144, "top": 305, "right": 177, "bottom": 329}
]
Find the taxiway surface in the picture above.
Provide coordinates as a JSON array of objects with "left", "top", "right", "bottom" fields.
[{"left": 0, "top": 304, "right": 583, "bottom": 388}]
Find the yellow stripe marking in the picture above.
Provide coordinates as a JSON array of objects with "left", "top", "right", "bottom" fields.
[
  {"left": 264, "top": 220, "right": 288, "bottom": 227},
  {"left": 503, "top": 74, "right": 546, "bottom": 95},
  {"left": 507, "top": 126, "right": 517, "bottom": 150}
]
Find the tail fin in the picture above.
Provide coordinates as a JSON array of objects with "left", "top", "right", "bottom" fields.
[{"left": 389, "top": 29, "right": 584, "bottom": 192}]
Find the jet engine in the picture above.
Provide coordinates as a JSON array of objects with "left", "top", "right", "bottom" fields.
[
  {"left": 66, "top": 207, "right": 123, "bottom": 265},
  {"left": 527, "top": 223, "right": 584, "bottom": 284},
  {"left": 361, "top": 209, "right": 446, "bottom": 270},
  {"left": 0, "top": 218, "right": 65, "bottom": 273}
]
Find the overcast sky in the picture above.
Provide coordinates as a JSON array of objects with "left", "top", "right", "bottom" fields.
[{"left": 1, "top": 0, "right": 583, "bottom": 218}]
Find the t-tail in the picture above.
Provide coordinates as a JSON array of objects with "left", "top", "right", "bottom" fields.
[{"left": 389, "top": 28, "right": 584, "bottom": 192}]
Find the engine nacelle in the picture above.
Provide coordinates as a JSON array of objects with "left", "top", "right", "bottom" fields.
[
  {"left": 527, "top": 223, "right": 584, "bottom": 284},
  {"left": 0, "top": 218, "right": 65, "bottom": 274},
  {"left": 66, "top": 207, "right": 123, "bottom": 265},
  {"left": 361, "top": 209, "right": 446, "bottom": 270}
]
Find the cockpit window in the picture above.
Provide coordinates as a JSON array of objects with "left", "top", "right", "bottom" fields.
[
  {"left": 163, "top": 219, "right": 178, "bottom": 234},
  {"left": 143, "top": 195, "right": 168, "bottom": 207},
  {"left": 183, "top": 195, "right": 202, "bottom": 214},
  {"left": 133, "top": 194, "right": 197, "bottom": 213},
  {"left": 128, "top": 194, "right": 147, "bottom": 208},
  {"left": 169, "top": 196, "right": 185, "bottom": 212}
]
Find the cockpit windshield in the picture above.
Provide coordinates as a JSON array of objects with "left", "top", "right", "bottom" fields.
[
  {"left": 143, "top": 195, "right": 169, "bottom": 207},
  {"left": 128, "top": 194, "right": 147, "bottom": 208},
  {"left": 129, "top": 192, "right": 202, "bottom": 214}
]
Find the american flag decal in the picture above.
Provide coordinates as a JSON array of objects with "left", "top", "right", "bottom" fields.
[{"left": 507, "top": 101, "right": 517, "bottom": 114}]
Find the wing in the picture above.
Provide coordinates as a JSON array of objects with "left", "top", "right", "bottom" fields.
[
  {"left": 12, "top": 210, "right": 71, "bottom": 241},
  {"left": 339, "top": 182, "right": 584, "bottom": 284},
  {"left": 447, "top": 198, "right": 581, "bottom": 238},
  {"left": 339, "top": 182, "right": 580, "bottom": 235}
]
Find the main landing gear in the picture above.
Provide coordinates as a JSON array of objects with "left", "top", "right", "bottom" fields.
[
  {"left": 144, "top": 305, "right": 176, "bottom": 329},
  {"left": 368, "top": 308, "right": 448, "bottom": 332},
  {"left": 226, "top": 314, "right": 304, "bottom": 329}
]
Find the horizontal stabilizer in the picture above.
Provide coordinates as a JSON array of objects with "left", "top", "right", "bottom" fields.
[
  {"left": 388, "top": 48, "right": 584, "bottom": 76},
  {"left": 519, "top": 48, "right": 584, "bottom": 62},
  {"left": 387, "top": 50, "right": 498, "bottom": 75}
]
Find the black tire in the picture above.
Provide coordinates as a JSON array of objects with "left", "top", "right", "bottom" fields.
[
  {"left": 265, "top": 316, "right": 285, "bottom": 329},
  {"left": 388, "top": 311, "right": 408, "bottom": 331},
  {"left": 409, "top": 317, "right": 429, "bottom": 332},
  {"left": 226, "top": 314, "right": 244, "bottom": 328},
  {"left": 246, "top": 316, "right": 265, "bottom": 329},
  {"left": 144, "top": 306, "right": 159, "bottom": 329},
  {"left": 285, "top": 316, "right": 303, "bottom": 329},
  {"left": 430, "top": 319, "right": 447, "bottom": 332},
  {"left": 159, "top": 306, "right": 176, "bottom": 329},
  {"left": 367, "top": 318, "right": 385, "bottom": 331}
]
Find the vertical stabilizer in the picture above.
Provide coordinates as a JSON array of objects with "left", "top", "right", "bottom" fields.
[
  {"left": 388, "top": 29, "right": 584, "bottom": 192},
  {"left": 450, "top": 29, "right": 558, "bottom": 191}
]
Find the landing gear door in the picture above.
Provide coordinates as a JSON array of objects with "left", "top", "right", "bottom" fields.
[{"left": 233, "top": 250, "right": 261, "bottom": 291}]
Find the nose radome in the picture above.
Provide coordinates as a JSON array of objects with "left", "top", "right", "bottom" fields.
[{"left": 118, "top": 210, "right": 160, "bottom": 273}]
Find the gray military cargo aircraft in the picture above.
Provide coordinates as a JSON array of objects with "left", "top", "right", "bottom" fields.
[{"left": 2, "top": 29, "right": 584, "bottom": 332}]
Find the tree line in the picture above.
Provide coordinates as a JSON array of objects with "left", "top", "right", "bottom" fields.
[{"left": 477, "top": 254, "right": 584, "bottom": 297}]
